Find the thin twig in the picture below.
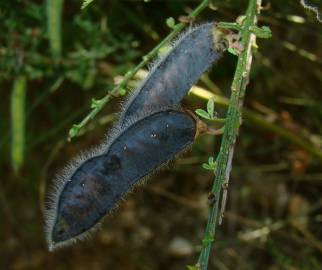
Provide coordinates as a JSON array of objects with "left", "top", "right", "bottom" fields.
[
  {"left": 68, "top": 0, "right": 210, "bottom": 140},
  {"left": 196, "top": 0, "right": 262, "bottom": 269}
]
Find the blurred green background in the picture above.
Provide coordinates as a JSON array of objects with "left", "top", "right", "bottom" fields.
[{"left": 1, "top": 0, "right": 322, "bottom": 269}]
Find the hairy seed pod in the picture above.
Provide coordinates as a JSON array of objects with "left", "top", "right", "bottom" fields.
[
  {"left": 119, "top": 22, "right": 226, "bottom": 124},
  {"left": 45, "top": 109, "right": 197, "bottom": 250}
]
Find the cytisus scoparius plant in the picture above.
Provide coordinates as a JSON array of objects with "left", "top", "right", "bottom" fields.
[{"left": 44, "top": 1, "right": 276, "bottom": 269}]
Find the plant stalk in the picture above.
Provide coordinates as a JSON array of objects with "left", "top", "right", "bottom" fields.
[{"left": 196, "top": 0, "right": 262, "bottom": 268}]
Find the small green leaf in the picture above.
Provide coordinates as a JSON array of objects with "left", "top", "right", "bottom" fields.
[
  {"left": 228, "top": 47, "right": 239, "bottom": 56},
  {"left": 207, "top": 98, "right": 215, "bottom": 118},
  {"left": 203, "top": 157, "right": 217, "bottom": 171},
  {"left": 142, "top": 55, "right": 149, "bottom": 62},
  {"left": 202, "top": 233, "right": 214, "bottom": 245},
  {"left": 68, "top": 124, "right": 80, "bottom": 140},
  {"left": 208, "top": 156, "right": 214, "bottom": 165},
  {"left": 195, "top": 109, "right": 211, "bottom": 120},
  {"left": 90, "top": 98, "right": 100, "bottom": 109},
  {"left": 118, "top": 88, "right": 127, "bottom": 96},
  {"left": 81, "top": 0, "right": 95, "bottom": 9},
  {"left": 166, "top": 17, "right": 176, "bottom": 29},
  {"left": 211, "top": 162, "right": 217, "bottom": 170},
  {"left": 249, "top": 26, "right": 272, "bottom": 39},
  {"left": 202, "top": 163, "right": 212, "bottom": 170},
  {"left": 236, "top": 15, "right": 246, "bottom": 26}
]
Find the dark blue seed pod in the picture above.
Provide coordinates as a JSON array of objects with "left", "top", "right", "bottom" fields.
[
  {"left": 45, "top": 109, "right": 197, "bottom": 250},
  {"left": 119, "top": 22, "right": 225, "bottom": 124}
]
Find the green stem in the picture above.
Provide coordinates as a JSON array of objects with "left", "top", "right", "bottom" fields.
[
  {"left": 11, "top": 76, "right": 27, "bottom": 172},
  {"left": 196, "top": 0, "right": 262, "bottom": 269},
  {"left": 46, "top": 0, "right": 64, "bottom": 59},
  {"left": 68, "top": 0, "right": 210, "bottom": 140}
]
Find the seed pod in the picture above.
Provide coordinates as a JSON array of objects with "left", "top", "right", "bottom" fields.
[
  {"left": 119, "top": 22, "right": 227, "bottom": 124},
  {"left": 45, "top": 109, "right": 197, "bottom": 250}
]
